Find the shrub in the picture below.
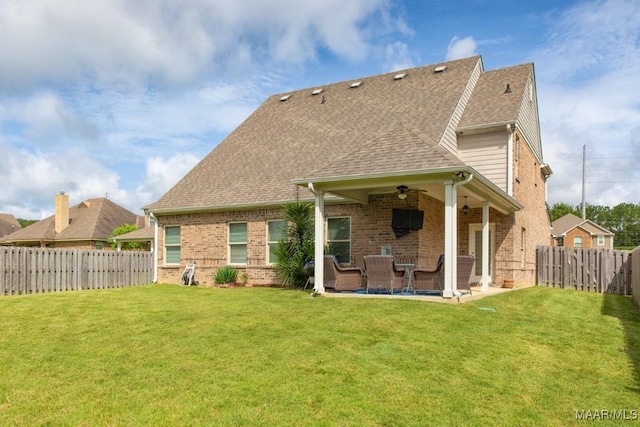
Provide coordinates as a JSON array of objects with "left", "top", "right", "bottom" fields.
[
  {"left": 214, "top": 266, "right": 238, "bottom": 284},
  {"left": 273, "top": 202, "right": 314, "bottom": 287}
]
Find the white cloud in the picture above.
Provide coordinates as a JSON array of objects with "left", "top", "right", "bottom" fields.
[
  {"left": 384, "top": 41, "right": 417, "bottom": 71},
  {"left": 0, "top": 144, "right": 126, "bottom": 218},
  {"left": 534, "top": 0, "right": 640, "bottom": 207},
  {"left": 0, "top": 0, "right": 399, "bottom": 90},
  {"left": 136, "top": 154, "right": 201, "bottom": 204},
  {"left": 446, "top": 36, "right": 478, "bottom": 61}
]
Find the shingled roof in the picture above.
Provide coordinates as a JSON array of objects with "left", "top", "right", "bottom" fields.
[
  {"left": 551, "top": 213, "right": 614, "bottom": 237},
  {"left": 149, "top": 56, "right": 537, "bottom": 213},
  {"left": 0, "top": 214, "right": 20, "bottom": 238},
  {"left": 1, "top": 198, "right": 144, "bottom": 244}
]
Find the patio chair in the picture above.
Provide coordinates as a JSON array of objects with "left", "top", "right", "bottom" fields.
[
  {"left": 363, "top": 255, "right": 406, "bottom": 294},
  {"left": 413, "top": 255, "right": 476, "bottom": 295},
  {"left": 456, "top": 255, "right": 476, "bottom": 295},
  {"left": 323, "top": 255, "right": 364, "bottom": 291},
  {"left": 413, "top": 255, "right": 444, "bottom": 294}
]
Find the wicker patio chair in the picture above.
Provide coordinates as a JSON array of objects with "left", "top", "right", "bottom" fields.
[
  {"left": 456, "top": 255, "right": 476, "bottom": 295},
  {"left": 363, "top": 255, "right": 406, "bottom": 294},
  {"left": 413, "top": 255, "right": 476, "bottom": 295},
  {"left": 413, "top": 255, "right": 444, "bottom": 294},
  {"left": 323, "top": 255, "right": 364, "bottom": 291}
]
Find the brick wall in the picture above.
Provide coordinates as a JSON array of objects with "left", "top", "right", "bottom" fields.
[
  {"left": 510, "top": 129, "right": 552, "bottom": 286},
  {"left": 154, "top": 136, "right": 551, "bottom": 289},
  {"left": 564, "top": 228, "right": 592, "bottom": 248}
]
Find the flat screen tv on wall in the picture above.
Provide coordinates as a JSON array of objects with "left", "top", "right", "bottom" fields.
[{"left": 391, "top": 208, "right": 424, "bottom": 238}]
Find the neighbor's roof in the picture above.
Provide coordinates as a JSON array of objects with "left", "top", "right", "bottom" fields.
[
  {"left": 551, "top": 213, "right": 614, "bottom": 237},
  {"left": 1, "top": 198, "right": 145, "bottom": 243},
  {"left": 111, "top": 226, "right": 154, "bottom": 242},
  {"left": 148, "top": 56, "right": 482, "bottom": 213},
  {"left": 0, "top": 213, "right": 20, "bottom": 238}
]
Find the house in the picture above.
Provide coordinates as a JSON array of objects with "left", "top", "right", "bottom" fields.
[
  {"left": 551, "top": 213, "right": 614, "bottom": 249},
  {"left": 146, "top": 55, "right": 553, "bottom": 297},
  {"left": 0, "top": 214, "right": 21, "bottom": 238},
  {"left": 110, "top": 225, "right": 155, "bottom": 252},
  {"left": 1, "top": 192, "right": 145, "bottom": 249}
]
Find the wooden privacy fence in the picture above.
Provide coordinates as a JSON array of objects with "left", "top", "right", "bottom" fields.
[
  {"left": 0, "top": 247, "right": 153, "bottom": 296},
  {"left": 536, "top": 246, "right": 632, "bottom": 294}
]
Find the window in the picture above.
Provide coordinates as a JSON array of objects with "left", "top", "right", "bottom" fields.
[
  {"left": 327, "top": 217, "right": 351, "bottom": 264},
  {"left": 267, "top": 220, "right": 287, "bottom": 264},
  {"left": 229, "top": 222, "right": 247, "bottom": 264},
  {"left": 597, "top": 235, "right": 605, "bottom": 246},
  {"left": 96, "top": 241, "right": 104, "bottom": 250},
  {"left": 165, "top": 226, "right": 181, "bottom": 264},
  {"left": 573, "top": 236, "right": 582, "bottom": 247}
]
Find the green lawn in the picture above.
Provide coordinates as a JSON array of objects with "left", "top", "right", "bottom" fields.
[{"left": 0, "top": 285, "right": 638, "bottom": 426}]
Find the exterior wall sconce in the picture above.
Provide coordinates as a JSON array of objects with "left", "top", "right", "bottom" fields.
[
  {"left": 462, "top": 196, "right": 469, "bottom": 215},
  {"left": 397, "top": 185, "right": 408, "bottom": 200}
]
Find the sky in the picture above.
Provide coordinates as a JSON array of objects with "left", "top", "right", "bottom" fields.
[{"left": 0, "top": 0, "right": 638, "bottom": 220}]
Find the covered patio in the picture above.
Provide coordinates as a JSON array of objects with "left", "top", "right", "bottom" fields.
[{"left": 294, "top": 165, "right": 522, "bottom": 299}]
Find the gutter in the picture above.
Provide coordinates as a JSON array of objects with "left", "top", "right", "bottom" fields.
[{"left": 151, "top": 212, "right": 158, "bottom": 283}]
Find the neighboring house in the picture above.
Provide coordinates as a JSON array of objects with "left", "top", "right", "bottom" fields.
[
  {"left": 551, "top": 213, "right": 614, "bottom": 249},
  {"left": 147, "top": 55, "right": 553, "bottom": 296},
  {"left": 1, "top": 192, "right": 145, "bottom": 250},
  {"left": 110, "top": 225, "right": 155, "bottom": 252},
  {"left": 0, "top": 214, "right": 21, "bottom": 238}
]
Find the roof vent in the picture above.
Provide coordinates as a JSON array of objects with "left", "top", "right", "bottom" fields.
[
  {"left": 394, "top": 73, "right": 406, "bottom": 80},
  {"left": 311, "top": 88, "right": 323, "bottom": 95},
  {"left": 504, "top": 84, "right": 512, "bottom": 93},
  {"left": 350, "top": 81, "right": 362, "bottom": 88},
  {"left": 280, "top": 95, "right": 291, "bottom": 102},
  {"left": 434, "top": 66, "right": 446, "bottom": 73}
]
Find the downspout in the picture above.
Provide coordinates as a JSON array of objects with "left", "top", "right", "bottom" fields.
[
  {"left": 151, "top": 212, "right": 158, "bottom": 283},
  {"left": 448, "top": 172, "right": 473, "bottom": 298},
  {"left": 307, "top": 183, "right": 325, "bottom": 294},
  {"left": 506, "top": 124, "right": 514, "bottom": 197}
]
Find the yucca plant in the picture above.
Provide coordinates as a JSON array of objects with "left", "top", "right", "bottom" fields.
[
  {"left": 273, "top": 202, "right": 315, "bottom": 287},
  {"left": 214, "top": 266, "right": 238, "bottom": 284}
]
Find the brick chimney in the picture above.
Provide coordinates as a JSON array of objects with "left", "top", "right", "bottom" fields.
[{"left": 55, "top": 191, "right": 69, "bottom": 233}]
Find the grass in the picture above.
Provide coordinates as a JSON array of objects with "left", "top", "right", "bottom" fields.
[{"left": 0, "top": 285, "right": 638, "bottom": 426}]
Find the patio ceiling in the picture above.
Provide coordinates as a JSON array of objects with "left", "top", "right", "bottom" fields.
[{"left": 294, "top": 167, "right": 523, "bottom": 215}]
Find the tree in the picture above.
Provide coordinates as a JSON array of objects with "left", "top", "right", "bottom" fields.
[
  {"left": 273, "top": 202, "right": 315, "bottom": 287},
  {"left": 549, "top": 202, "right": 640, "bottom": 249},
  {"left": 548, "top": 203, "right": 579, "bottom": 222},
  {"left": 17, "top": 218, "right": 37, "bottom": 228},
  {"left": 109, "top": 224, "right": 145, "bottom": 250}
]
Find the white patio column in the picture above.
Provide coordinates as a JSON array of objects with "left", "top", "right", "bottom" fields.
[
  {"left": 443, "top": 181, "right": 455, "bottom": 298},
  {"left": 481, "top": 202, "right": 490, "bottom": 292},
  {"left": 313, "top": 188, "right": 325, "bottom": 294}
]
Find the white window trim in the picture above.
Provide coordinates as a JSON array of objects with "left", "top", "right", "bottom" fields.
[
  {"left": 574, "top": 236, "right": 583, "bottom": 247},
  {"left": 266, "top": 219, "right": 287, "bottom": 265},
  {"left": 164, "top": 225, "right": 181, "bottom": 265},
  {"left": 597, "top": 235, "right": 605, "bottom": 246},
  {"left": 228, "top": 222, "right": 248, "bottom": 265},
  {"left": 326, "top": 216, "right": 352, "bottom": 265}
]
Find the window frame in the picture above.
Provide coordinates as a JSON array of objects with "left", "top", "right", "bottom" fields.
[
  {"left": 573, "top": 236, "right": 583, "bottom": 247},
  {"left": 164, "top": 225, "right": 181, "bottom": 265},
  {"left": 228, "top": 222, "right": 248, "bottom": 265},
  {"left": 326, "top": 216, "right": 351, "bottom": 265},
  {"left": 597, "top": 235, "right": 605, "bottom": 246},
  {"left": 266, "top": 219, "right": 287, "bottom": 265}
]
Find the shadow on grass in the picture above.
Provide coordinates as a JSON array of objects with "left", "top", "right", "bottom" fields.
[{"left": 601, "top": 293, "right": 640, "bottom": 394}]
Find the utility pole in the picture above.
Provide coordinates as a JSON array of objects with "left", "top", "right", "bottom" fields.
[{"left": 581, "top": 145, "right": 586, "bottom": 220}]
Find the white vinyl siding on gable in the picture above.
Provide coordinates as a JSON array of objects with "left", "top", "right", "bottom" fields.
[
  {"left": 458, "top": 131, "right": 509, "bottom": 192},
  {"left": 440, "top": 58, "right": 483, "bottom": 156}
]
